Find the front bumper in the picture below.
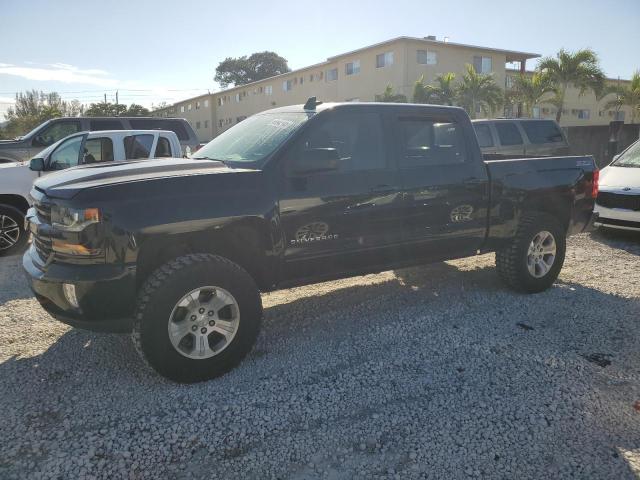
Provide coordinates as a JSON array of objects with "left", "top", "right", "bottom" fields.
[
  {"left": 23, "top": 245, "right": 136, "bottom": 332},
  {"left": 594, "top": 204, "right": 640, "bottom": 232}
]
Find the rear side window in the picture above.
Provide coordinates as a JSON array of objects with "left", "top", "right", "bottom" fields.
[
  {"left": 495, "top": 122, "right": 523, "bottom": 146},
  {"left": 473, "top": 124, "right": 494, "bottom": 148},
  {"left": 397, "top": 117, "right": 467, "bottom": 168},
  {"left": 124, "top": 134, "right": 154, "bottom": 159},
  {"left": 154, "top": 136, "right": 173, "bottom": 157},
  {"left": 129, "top": 119, "right": 189, "bottom": 140},
  {"left": 83, "top": 137, "right": 114, "bottom": 163},
  {"left": 520, "top": 120, "right": 564, "bottom": 144},
  {"left": 89, "top": 119, "right": 125, "bottom": 131}
]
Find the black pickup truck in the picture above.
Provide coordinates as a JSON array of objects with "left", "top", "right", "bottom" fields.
[{"left": 23, "top": 100, "right": 598, "bottom": 382}]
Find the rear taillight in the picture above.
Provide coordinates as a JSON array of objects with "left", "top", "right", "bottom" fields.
[{"left": 591, "top": 169, "right": 599, "bottom": 198}]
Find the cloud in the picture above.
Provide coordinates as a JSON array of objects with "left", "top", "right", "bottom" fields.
[{"left": 0, "top": 62, "right": 117, "bottom": 87}]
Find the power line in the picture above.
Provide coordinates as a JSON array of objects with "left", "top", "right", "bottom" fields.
[{"left": 0, "top": 87, "right": 212, "bottom": 95}]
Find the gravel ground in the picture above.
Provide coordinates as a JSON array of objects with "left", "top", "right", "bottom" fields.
[{"left": 1, "top": 231, "right": 639, "bottom": 479}]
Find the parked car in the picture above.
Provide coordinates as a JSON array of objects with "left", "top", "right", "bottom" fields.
[
  {"left": 472, "top": 118, "right": 569, "bottom": 158},
  {"left": 23, "top": 100, "right": 598, "bottom": 383},
  {"left": 0, "top": 116, "right": 198, "bottom": 163},
  {"left": 594, "top": 139, "right": 640, "bottom": 231},
  {"left": 0, "top": 130, "right": 181, "bottom": 256}
]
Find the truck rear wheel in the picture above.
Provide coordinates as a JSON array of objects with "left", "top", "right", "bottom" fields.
[
  {"left": 495, "top": 213, "right": 566, "bottom": 293},
  {"left": 0, "top": 205, "right": 28, "bottom": 257},
  {"left": 132, "top": 253, "right": 262, "bottom": 383}
]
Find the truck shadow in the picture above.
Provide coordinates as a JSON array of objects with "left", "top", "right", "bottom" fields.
[
  {"left": 590, "top": 229, "right": 640, "bottom": 256},
  {"left": 1, "top": 261, "right": 639, "bottom": 478}
]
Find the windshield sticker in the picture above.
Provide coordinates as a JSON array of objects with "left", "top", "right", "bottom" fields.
[{"left": 267, "top": 119, "right": 295, "bottom": 129}]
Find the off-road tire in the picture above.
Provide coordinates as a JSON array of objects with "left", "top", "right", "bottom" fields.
[
  {"left": 132, "top": 253, "right": 263, "bottom": 383},
  {"left": 0, "top": 205, "right": 28, "bottom": 257},
  {"left": 495, "top": 212, "right": 566, "bottom": 293}
]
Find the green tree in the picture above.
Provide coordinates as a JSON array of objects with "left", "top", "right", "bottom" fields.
[
  {"left": 214, "top": 51, "right": 290, "bottom": 88},
  {"left": 425, "top": 73, "right": 457, "bottom": 106},
  {"left": 600, "top": 71, "right": 640, "bottom": 124},
  {"left": 536, "top": 48, "right": 605, "bottom": 123},
  {"left": 375, "top": 84, "right": 408, "bottom": 103},
  {"left": 84, "top": 102, "right": 149, "bottom": 117},
  {"left": 507, "top": 72, "right": 556, "bottom": 117},
  {"left": 455, "top": 65, "right": 503, "bottom": 119},
  {"left": 1, "top": 90, "right": 82, "bottom": 139}
]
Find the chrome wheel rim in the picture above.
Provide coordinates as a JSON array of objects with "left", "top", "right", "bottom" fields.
[
  {"left": 527, "top": 230, "right": 556, "bottom": 278},
  {"left": 0, "top": 215, "right": 20, "bottom": 251},
  {"left": 168, "top": 286, "right": 240, "bottom": 360}
]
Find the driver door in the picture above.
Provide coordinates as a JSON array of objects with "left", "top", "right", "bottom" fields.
[{"left": 47, "top": 135, "right": 85, "bottom": 172}]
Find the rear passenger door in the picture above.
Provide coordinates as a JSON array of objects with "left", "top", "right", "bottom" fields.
[
  {"left": 494, "top": 121, "right": 525, "bottom": 156},
  {"left": 394, "top": 111, "right": 490, "bottom": 259},
  {"left": 520, "top": 120, "right": 569, "bottom": 156}
]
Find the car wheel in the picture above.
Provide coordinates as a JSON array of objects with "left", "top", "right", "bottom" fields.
[
  {"left": 495, "top": 212, "right": 566, "bottom": 293},
  {"left": 0, "top": 205, "right": 28, "bottom": 257},
  {"left": 132, "top": 253, "right": 263, "bottom": 383}
]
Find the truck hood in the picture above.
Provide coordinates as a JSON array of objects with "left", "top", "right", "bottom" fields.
[
  {"left": 600, "top": 165, "right": 640, "bottom": 188},
  {"left": 34, "top": 157, "right": 248, "bottom": 200}
]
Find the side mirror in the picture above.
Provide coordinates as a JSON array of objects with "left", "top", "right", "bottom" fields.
[
  {"left": 29, "top": 158, "right": 45, "bottom": 171},
  {"left": 293, "top": 148, "right": 339, "bottom": 174}
]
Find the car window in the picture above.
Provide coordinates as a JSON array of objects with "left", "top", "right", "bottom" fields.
[
  {"left": 291, "top": 111, "right": 386, "bottom": 173},
  {"left": 129, "top": 119, "right": 189, "bottom": 140},
  {"left": 82, "top": 137, "right": 114, "bottom": 164},
  {"left": 612, "top": 141, "right": 640, "bottom": 168},
  {"left": 124, "top": 134, "right": 154, "bottom": 159},
  {"left": 36, "top": 121, "right": 81, "bottom": 146},
  {"left": 154, "top": 136, "right": 173, "bottom": 157},
  {"left": 473, "top": 124, "right": 494, "bottom": 148},
  {"left": 520, "top": 120, "right": 564, "bottom": 144},
  {"left": 89, "top": 119, "right": 125, "bottom": 131},
  {"left": 397, "top": 117, "right": 467, "bottom": 168},
  {"left": 49, "top": 135, "right": 83, "bottom": 170},
  {"left": 495, "top": 122, "right": 523, "bottom": 146}
]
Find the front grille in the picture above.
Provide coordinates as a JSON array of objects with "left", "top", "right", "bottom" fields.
[
  {"left": 596, "top": 192, "right": 640, "bottom": 211},
  {"left": 32, "top": 199, "right": 53, "bottom": 261}
]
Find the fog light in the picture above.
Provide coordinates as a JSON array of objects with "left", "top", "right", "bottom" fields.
[{"left": 62, "top": 283, "right": 79, "bottom": 309}]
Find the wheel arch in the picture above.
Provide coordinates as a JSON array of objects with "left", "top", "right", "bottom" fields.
[{"left": 0, "top": 194, "right": 30, "bottom": 214}]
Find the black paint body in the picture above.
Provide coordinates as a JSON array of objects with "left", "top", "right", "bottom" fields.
[{"left": 23, "top": 103, "right": 598, "bottom": 332}]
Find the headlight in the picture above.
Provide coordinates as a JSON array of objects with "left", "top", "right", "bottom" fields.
[{"left": 51, "top": 206, "right": 101, "bottom": 232}]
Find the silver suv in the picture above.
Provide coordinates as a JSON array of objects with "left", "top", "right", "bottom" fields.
[
  {"left": 472, "top": 118, "right": 569, "bottom": 157},
  {"left": 0, "top": 116, "right": 199, "bottom": 163}
]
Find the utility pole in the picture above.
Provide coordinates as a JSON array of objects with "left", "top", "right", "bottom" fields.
[
  {"left": 104, "top": 93, "right": 107, "bottom": 103},
  {"left": 115, "top": 91, "right": 119, "bottom": 116}
]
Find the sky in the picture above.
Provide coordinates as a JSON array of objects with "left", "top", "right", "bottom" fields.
[{"left": 1, "top": 0, "right": 639, "bottom": 118}]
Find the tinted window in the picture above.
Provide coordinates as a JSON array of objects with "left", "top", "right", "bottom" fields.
[
  {"left": 520, "top": 120, "right": 564, "bottom": 144},
  {"left": 82, "top": 138, "right": 114, "bottom": 163},
  {"left": 154, "top": 136, "right": 173, "bottom": 157},
  {"left": 473, "top": 124, "right": 494, "bottom": 148},
  {"left": 37, "top": 121, "right": 81, "bottom": 146},
  {"left": 293, "top": 111, "right": 385, "bottom": 172},
  {"left": 495, "top": 122, "right": 523, "bottom": 146},
  {"left": 124, "top": 135, "right": 154, "bottom": 159},
  {"left": 49, "top": 136, "right": 83, "bottom": 169},
  {"left": 129, "top": 119, "right": 189, "bottom": 140},
  {"left": 89, "top": 119, "right": 124, "bottom": 131},
  {"left": 397, "top": 117, "right": 466, "bottom": 168}
]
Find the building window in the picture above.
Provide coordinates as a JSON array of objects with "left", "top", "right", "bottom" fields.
[
  {"left": 505, "top": 75, "right": 514, "bottom": 89},
  {"left": 309, "top": 74, "right": 314, "bottom": 82},
  {"left": 532, "top": 106, "right": 541, "bottom": 119},
  {"left": 196, "top": 121, "right": 201, "bottom": 129},
  {"left": 417, "top": 50, "right": 437, "bottom": 65},
  {"left": 473, "top": 56, "right": 492, "bottom": 74},
  {"left": 326, "top": 68, "right": 338, "bottom": 81},
  {"left": 265, "top": 85, "right": 273, "bottom": 95},
  {"left": 300, "top": 76, "right": 304, "bottom": 85},
  {"left": 376, "top": 51, "right": 394, "bottom": 68},
  {"left": 204, "top": 120, "right": 208, "bottom": 129},
  {"left": 577, "top": 109, "right": 590, "bottom": 119},
  {"left": 217, "top": 98, "right": 223, "bottom": 106},
  {"left": 204, "top": 100, "right": 209, "bottom": 108},
  {"left": 236, "top": 116, "right": 247, "bottom": 123},
  {"left": 218, "top": 119, "right": 224, "bottom": 127},
  {"left": 345, "top": 60, "right": 361, "bottom": 76},
  {"left": 196, "top": 101, "right": 200, "bottom": 109},
  {"left": 283, "top": 80, "right": 293, "bottom": 92},
  {"left": 188, "top": 103, "right": 192, "bottom": 111},
  {"left": 235, "top": 93, "right": 240, "bottom": 102}
]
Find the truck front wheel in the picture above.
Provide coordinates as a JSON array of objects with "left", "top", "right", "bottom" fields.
[
  {"left": 0, "top": 205, "right": 28, "bottom": 257},
  {"left": 132, "top": 253, "right": 263, "bottom": 383},
  {"left": 495, "top": 213, "right": 566, "bottom": 293}
]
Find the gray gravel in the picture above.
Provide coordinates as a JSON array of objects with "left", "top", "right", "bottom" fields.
[{"left": 1, "top": 231, "right": 639, "bottom": 479}]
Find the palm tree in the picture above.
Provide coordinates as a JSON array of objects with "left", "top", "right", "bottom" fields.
[
  {"left": 536, "top": 48, "right": 605, "bottom": 123},
  {"left": 600, "top": 71, "right": 640, "bottom": 124},
  {"left": 455, "top": 64, "right": 503, "bottom": 119},
  {"left": 375, "top": 84, "right": 407, "bottom": 103},
  {"left": 507, "top": 72, "right": 556, "bottom": 117}
]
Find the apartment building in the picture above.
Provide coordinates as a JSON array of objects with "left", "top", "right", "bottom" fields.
[{"left": 153, "top": 36, "right": 632, "bottom": 141}]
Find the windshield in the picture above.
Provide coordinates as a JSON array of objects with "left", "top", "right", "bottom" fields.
[
  {"left": 612, "top": 141, "right": 640, "bottom": 168},
  {"left": 194, "top": 112, "right": 312, "bottom": 164},
  {"left": 19, "top": 121, "right": 50, "bottom": 140}
]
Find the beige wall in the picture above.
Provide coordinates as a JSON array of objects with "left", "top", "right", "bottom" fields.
[{"left": 154, "top": 94, "right": 215, "bottom": 142}]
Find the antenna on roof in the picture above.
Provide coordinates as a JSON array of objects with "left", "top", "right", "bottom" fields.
[{"left": 303, "top": 96, "right": 323, "bottom": 111}]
